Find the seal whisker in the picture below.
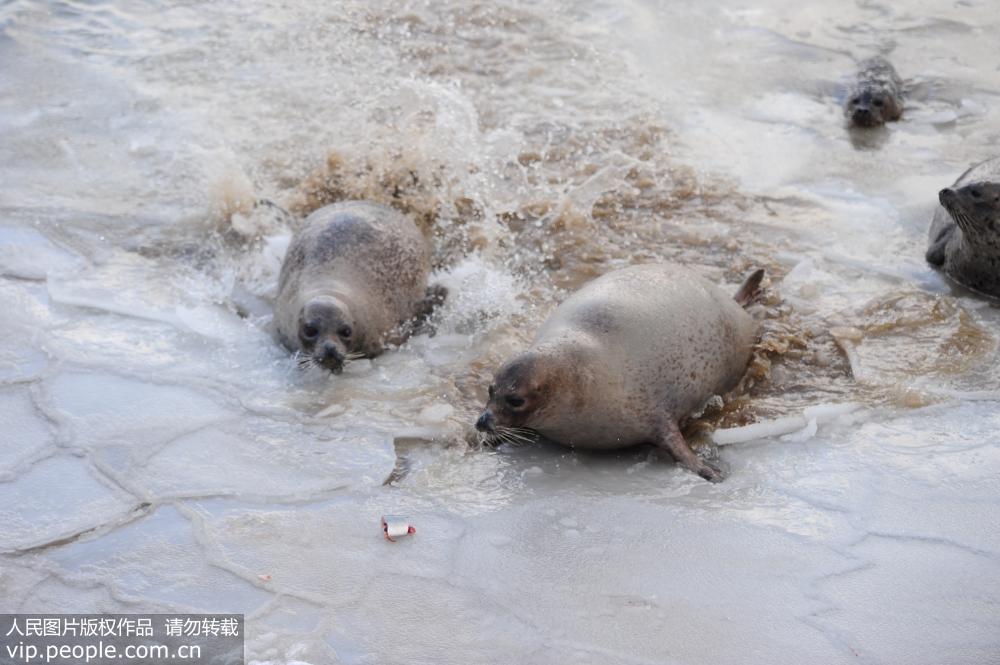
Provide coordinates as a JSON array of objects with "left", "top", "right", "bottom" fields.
[
  {"left": 495, "top": 430, "right": 517, "bottom": 447},
  {"left": 497, "top": 427, "right": 533, "bottom": 444},
  {"left": 494, "top": 427, "right": 534, "bottom": 447}
]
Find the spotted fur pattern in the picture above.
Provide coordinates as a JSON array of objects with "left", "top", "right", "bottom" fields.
[
  {"left": 481, "top": 264, "right": 760, "bottom": 451},
  {"left": 275, "top": 201, "right": 435, "bottom": 357}
]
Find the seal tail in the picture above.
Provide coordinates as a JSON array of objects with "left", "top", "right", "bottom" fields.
[{"left": 733, "top": 268, "right": 765, "bottom": 308}]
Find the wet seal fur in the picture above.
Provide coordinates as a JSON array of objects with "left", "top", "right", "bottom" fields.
[
  {"left": 276, "top": 201, "right": 446, "bottom": 372},
  {"left": 926, "top": 156, "right": 1000, "bottom": 298},
  {"left": 844, "top": 56, "right": 904, "bottom": 128},
  {"left": 475, "top": 264, "right": 764, "bottom": 482}
]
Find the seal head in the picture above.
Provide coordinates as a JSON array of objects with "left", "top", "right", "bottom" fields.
[
  {"left": 298, "top": 296, "right": 356, "bottom": 373},
  {"left": 475, "top": 353, "right": 565, "bottom": 437},
  {"left": 844, "top": 56, "right": 904, "bottom": 128},
  {"left": 938, "top": 183, "right": 1000, "bottom": 235},
  {"left": 846, "top": 88, "right": 898, "bottom": 127}
]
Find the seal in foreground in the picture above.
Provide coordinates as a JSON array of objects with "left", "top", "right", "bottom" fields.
[
  {"left": 276, "top": 201, "right": 445, "bottom": 372},
  {"left": 475, "top": 264, "right": 764, "bottom": 482},
  {"left": 844, "top": 56, "right": 904, "bottom": 128},
  {"left": 926, "top": 156, "right": 1000, "bottom": 298}
]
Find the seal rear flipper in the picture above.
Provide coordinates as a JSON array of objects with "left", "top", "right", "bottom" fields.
[
  {"left": 733, "top": 268, "right": 766, "bottom": 308},
  {"left": 656, "top": 418, "right": 723, "bottom": 483}
]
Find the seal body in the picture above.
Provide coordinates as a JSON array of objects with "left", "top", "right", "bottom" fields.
[
  {"left": 844, "top": 56, "right": 904, "bottom": 128},
  {"left": 276, "top": 201, "right": 443, "bottom": 371},
  {"left": 475, "top": 264, "right": 763, "bottom": 482},
  {"left": 926, "top": 157, "right": 1000, "bottom": 298}
]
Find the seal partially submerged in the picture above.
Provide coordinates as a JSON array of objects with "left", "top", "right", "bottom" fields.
[
  {"left": 926, "top": 156, "right": 1000, "bottom": 298},
  {"left": 475, "top": 264, "right": 764, "bottom": 482},
  {"left": 276, "top": 201, "right": 445, "bottom": 372},
  {"left": 844, "top": 56, "right": 904, "bottom": 128}
]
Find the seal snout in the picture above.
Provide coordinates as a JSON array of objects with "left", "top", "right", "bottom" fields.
[
  {"left": 939, "top": 187, "right": 957, "bottom": 207},
  {"left": 475, "top": 411, "right": 496, "bottom": 433},
  {"left": 851, "top": 106, "right": 877, "bottom": 127},
  {"left": 319, "top": 341, "right": 345, "bottom": 373}
]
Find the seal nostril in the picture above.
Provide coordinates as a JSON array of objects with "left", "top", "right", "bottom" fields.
[
  {"left": 322, "top": 342, "right": 343, "bottom": 363},
  {"left": 475, "top": 412, "right": 495, "bottom": 432}
]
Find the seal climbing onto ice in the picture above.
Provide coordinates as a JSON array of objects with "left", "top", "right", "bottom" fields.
[
  {"left": 474, "top": 264, "right": 764, "bottom": 482},
  {"left": 926, "top": 156, "right": 1000, "bottom": 298},
  {"left": 276, "top": 201, "right": 446, "bottom": 372},
  {"left": 844, "top": 56, "right": 904, "bottom": 128}
]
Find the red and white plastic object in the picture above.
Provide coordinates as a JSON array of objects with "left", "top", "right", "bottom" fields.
[{"left": 381, "top": 515, "right": 416, "bottom": 542}]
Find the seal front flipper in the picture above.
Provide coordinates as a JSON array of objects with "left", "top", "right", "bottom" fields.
[
  {"left": 656, "top": 418, "right": 724, "bottom": 483},
  {"left": 417, "top": 283, "right": 448, "bottom": 319},
  {"left": 926, "top": 224, "right": 954, "bottom": 267},
  {"left": 384, "top": 284, "right": 450, "bottom": 346},
  {"left": 410, "top": 283, "right": 450, "bottom": 336}
]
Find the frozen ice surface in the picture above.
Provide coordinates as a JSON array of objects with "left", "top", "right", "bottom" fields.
[
  {"left": 2, "top": 0, "right": 1000, "bottom": 662},
  {"left": 0, "top": 456, "right": 136, "bottom": 552},
  {"left": 0, "top": 387, "right": 53, "bottom": 475},
  {"left": 47, "top": 252, "right": 244, "bottom": 339},
  {"left": 816, "top": 536, "right": 1000, "bottom": 664},
  {"left": 97, "top": 419, "right": 395, "bottom": 501},
  {"left": 44, "top": 505, "right": 273, "bottom": 614},
  {"left": 0, "top": 281, "right": 54, "bottom": 382},
  {"left": 46, "top": 372, "right": 234, "bottom": 448},
  {"left": 0, "top": 225, "right": 85, "bottom": 281}
]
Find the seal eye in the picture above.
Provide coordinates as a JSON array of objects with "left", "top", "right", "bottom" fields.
[
  {"left": 849, "top": 97, "right": 860, "bottom": 106},
  {"left": 301, "top": 323, "right": 319, "bottom": 340},
  {"left": 488, "top": 385, "right": 495, "bottom": 398},
  {"left": 873, "top": 98, "right": 884, "bottom": 107},
  {"left": 506, "top": 396, "right": 525, "bottom": 409},
  {"left": 337, "top": 325, "right": 352, "bottom": 339}
]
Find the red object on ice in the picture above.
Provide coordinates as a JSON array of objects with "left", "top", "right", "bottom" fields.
[{"left": 382, "top": 515, "right": 416, "bottom": 542}]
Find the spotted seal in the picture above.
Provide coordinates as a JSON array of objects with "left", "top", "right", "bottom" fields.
[
  {"left": 474, "top": 264, "right": 764, "bottom": 482},
  {"left": 926, "top": 156, "right": 1000, "bottom": 298},
  {"left": 844, "top": 56, "right": 904, "bottom": 128},
  {"left": 275, "top": 201, "right": 445, "bottom": 372}
]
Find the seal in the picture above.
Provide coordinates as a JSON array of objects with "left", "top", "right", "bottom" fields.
[
  {"left": 275, "top": 201, "right": 446, "bottom": 372},
  {"left": 474, "top": 264, "right": 764, "bottom": 482},
  {"left": 926, "top": 156, "right": 1000, "bottom": 298},
  {"left": 844, "top": 56, "right": 904, "bottom": 128}
]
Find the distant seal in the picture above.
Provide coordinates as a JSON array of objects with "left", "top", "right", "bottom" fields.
[
  {"left": 844, "top": 56, "right": 904, "bottom": 128},
  {"left": 474, "top": 264, "right": 764, "bottom": 482},
  {"left": 926, "top": 156, "right": 1000, "bottom": 298},
  {"left": 276, "top": 201, "right": 446, "bottom": 372}
]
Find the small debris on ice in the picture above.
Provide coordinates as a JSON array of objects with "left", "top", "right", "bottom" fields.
[{"left": 381, "top": 515, "right": 416, "bottom": 542}]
